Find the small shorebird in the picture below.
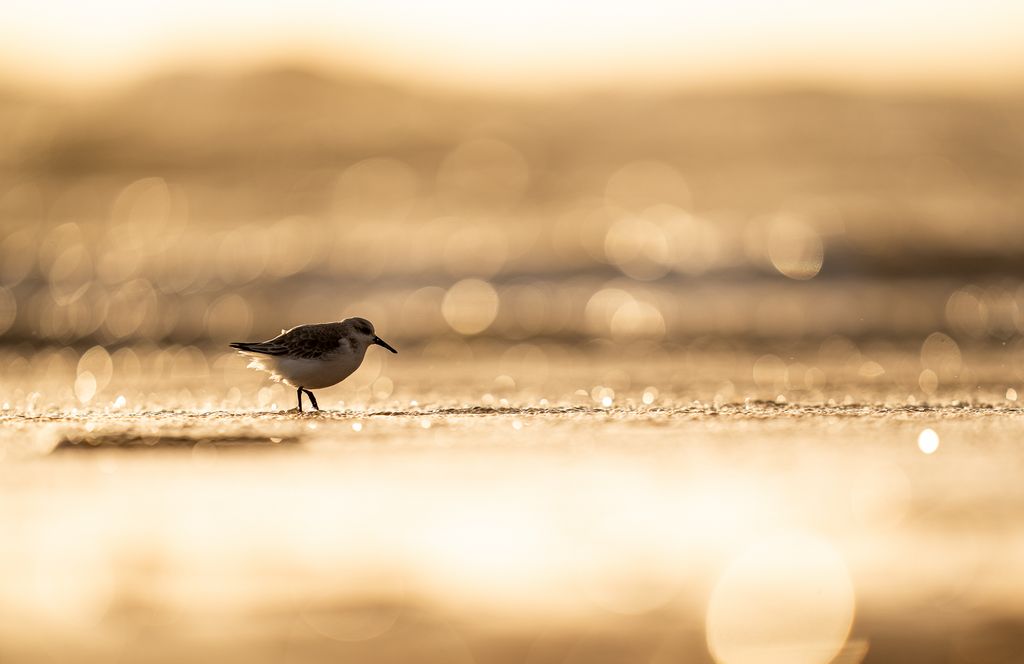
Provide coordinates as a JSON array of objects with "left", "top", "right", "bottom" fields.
[{"left": 230, "top": 317, "right": 397, "bottom": 412}]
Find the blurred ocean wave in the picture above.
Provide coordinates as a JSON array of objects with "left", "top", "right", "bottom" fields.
[{"left": 2, "top": 67, "right": 1023, "bottom": 347}]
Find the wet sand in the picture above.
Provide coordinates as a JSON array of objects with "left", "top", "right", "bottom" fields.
[{"left": 2, "top": 345, "right": 1024, "bottom": 663}]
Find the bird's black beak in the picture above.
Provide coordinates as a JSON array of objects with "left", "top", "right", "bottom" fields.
[{"left": 373, "top": 336, "right": 398, "bottom": 354}]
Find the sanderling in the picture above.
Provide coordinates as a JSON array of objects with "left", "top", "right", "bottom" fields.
[{"left": 230, "top": 317, "right": 397, "bottom": 412}]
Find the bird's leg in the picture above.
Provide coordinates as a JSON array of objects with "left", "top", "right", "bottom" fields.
[
  {"left": 304, "top": 389, "right": 320, "bottom": 411},
  {"left": 296, "top": 387, "right": 304, "bottom": 413}
]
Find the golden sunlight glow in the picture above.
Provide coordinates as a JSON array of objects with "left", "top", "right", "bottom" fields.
[
  {"left": 2, "top": 2, "right": 1024, "bottom": 662},
  {"left": 1, "top": 0, "right": 1022, "bottom": 92}
]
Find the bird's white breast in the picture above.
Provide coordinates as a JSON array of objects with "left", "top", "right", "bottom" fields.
[{"left": 256, "top": 349, "right": 366, "bottom": 389}]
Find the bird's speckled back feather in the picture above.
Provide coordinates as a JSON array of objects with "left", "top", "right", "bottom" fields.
[{"left": 230, "top": 322, "right": 352, "bottom": 360}]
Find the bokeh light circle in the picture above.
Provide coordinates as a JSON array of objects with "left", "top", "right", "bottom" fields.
[
  {"left": 706, "top": 534, "right": 855, "bottom": 664},
  {"left": 442, "top": 279, "right": 499, "bottom": 335},
  {"left": 767, "top": 218, "right": 824, "bottom": 280}
]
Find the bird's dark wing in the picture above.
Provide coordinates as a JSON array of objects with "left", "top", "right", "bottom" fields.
[{"left": 230, "top": 324, "right": 342, "bottom": 360}]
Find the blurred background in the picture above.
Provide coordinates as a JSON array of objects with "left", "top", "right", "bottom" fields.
[
  {"left": 3, "top": 3, "right": 1024, "bottom": 663},
  {"left": 2, "top": 0, "right": 1023, "bottom": 360}
]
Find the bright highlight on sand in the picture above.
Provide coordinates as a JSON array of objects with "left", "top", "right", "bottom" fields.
[{"left": 917, "top": 428, "right": 940, "bottom": 454}]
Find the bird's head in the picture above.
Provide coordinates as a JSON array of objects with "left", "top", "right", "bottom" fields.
[{"left": 344, "top": 317, "right": 398, "bottom": 354}]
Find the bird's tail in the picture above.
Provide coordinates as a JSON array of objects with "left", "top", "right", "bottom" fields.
[
  {"left": 230, "top": 342, "right": 284, "bottom": 380},
  {"left": 229, "top": 342, "right": 273, "bottom": 355}
]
